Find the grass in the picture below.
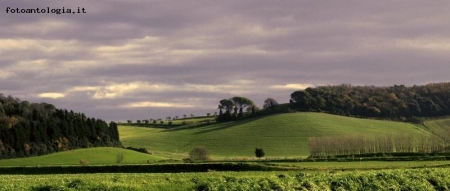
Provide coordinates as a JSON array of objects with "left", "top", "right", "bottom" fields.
[
  {"left": 0, "top": 147, "right": 166, "bottom": 166},
  {"left": 424, "top": 117, "right": 450, "bottom": 142},
  {"left": 1, "top": 168, "right": 449, "bottom": 190},
  {"left": 119, "top": 112, "right": 431, "bottom": 159}
]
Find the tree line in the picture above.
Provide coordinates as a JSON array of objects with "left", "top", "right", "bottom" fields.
[
  {"left": 216, "top": 96, "right": 280, "bottom": 122},
  {"left": 308, "top": 133, "right": 448, "bottom": 157},
  {"left": 290, "top": 82, "right": 450, "bottom": 122},
  {"left": 0, "top": 94, "right": 121, "bottom": 159}
]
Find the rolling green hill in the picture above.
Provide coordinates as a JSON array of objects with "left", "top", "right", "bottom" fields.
[
  {"left": 0, "top": 147, "right": 166, "bottom": 166},
  {"left": 119, "top": 112, "right": 431, "bottom": 159},
  {"left": 424, "top": 118, "right": 450, "bottom": 143}
]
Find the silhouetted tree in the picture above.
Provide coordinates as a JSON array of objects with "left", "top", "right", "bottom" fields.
[
  {"left": 255, "top": 148, "right": 265, "bottom": 159},
  {"left": 231, "top": 96, "right": 255, "bottom": 117},
  {"left": 189, "top": 146, "right": 210, "bottom": 161},
  {"left": 263, "top": 98, "right": 279, "bottom": 109}
]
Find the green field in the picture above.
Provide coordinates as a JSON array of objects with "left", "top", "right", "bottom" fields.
[
  {"left": 424, "top": 117, "right": 450, "bottom": 142},
  {"left": 0, "top": 147, "right": 166, "bottom": 166},
  {"left": 268, "top": 160, "right": 450, "bottom": 170},
  {"left": 119, "top": 112, "right": 431, "bottom": 159},
  {"left": 1, "top": 168, "right": 449, "bottom": 190}
]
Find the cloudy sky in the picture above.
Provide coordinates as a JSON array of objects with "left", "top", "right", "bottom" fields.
[{"left": 1, "top": 0, "right": 450, "bottom": 122}]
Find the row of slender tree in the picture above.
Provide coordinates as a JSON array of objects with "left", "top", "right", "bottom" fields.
[
  {"left": 0, "top": 94, "right": 121, "bottom": 159},
  {"left": 308, "top": 134, "right": 449, "bottom": 157}
]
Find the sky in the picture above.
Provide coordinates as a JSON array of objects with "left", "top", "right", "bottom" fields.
[{"left": 1, "top": 0, "right": 450, "bottom": 122}]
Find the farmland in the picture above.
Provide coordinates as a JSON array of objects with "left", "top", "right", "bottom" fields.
[
  {"left": 0, "top": 147, "right": 166, "bottom": 166},
  {"left": 424, "top": 118, "right": 450, "bottom": 143},
  {"left": 2, "top": 168, "right": 450, "bottom": 190},
  {"left": 119, "top": 112, "right": 431, "bottom": 159},
  {"left": 0, "top": 113, "right": 448, "bottom": 190}
]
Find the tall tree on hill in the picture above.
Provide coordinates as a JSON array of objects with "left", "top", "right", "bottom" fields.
[
  {"left": 217, "top": 105, "right": 224, "bottom": 116},
  {"left": 263, "top": 98, "right": 279, "bottom": 110},
  {"left": 231, "top": 96, "right": 254, "bottom": 117},
  {"left": 218, "top": 99, "right": 234, "bottom": 121},
  {"left": 290, "top": 90, "right": 313, "bottom": 110}
]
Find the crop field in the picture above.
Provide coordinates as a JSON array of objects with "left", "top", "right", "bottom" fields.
[
  {"left": 1, "top": 168, "right": 449, "bottom": 190},
  {"left": 119, "top": 112, "right": 430, "bottom": 159},
  {"left": 0, "top": 147, "right": 166, "bottom": 166}
]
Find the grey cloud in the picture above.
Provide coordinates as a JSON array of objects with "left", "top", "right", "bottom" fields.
[{"left": 2, "top": 0, "right": 450, "bottom": 121}]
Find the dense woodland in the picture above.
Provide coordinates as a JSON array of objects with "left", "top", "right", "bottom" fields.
[
  {"left": 290, "top": 82, "right": 450, "bottom": 122},
  {"left": 0, "top": 94, "right": 120, "bottom": 159}
]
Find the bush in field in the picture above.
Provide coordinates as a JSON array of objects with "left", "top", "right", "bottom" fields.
[
  {"left": 255, "top": 148, "right": 265, "bottom": 159},
  {"left": 79, "top": 159, "right": 89, "bottom": 166},
  {"left": 189, "top": 146, "right": 210, "bottom": 161}
]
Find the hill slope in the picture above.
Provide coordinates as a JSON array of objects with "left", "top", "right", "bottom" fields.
[
  {"left": 0, "top": 147, "right": 165, "bottom": 166},
  {"left": 119, "top": 112, "right": 430, "bottom": 158},
  {"left": 424, "top": 118, "right": 450, "bottom": 143}
]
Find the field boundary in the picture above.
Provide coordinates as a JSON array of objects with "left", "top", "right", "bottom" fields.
[{"left": 0, "top": 163, "right": 278, "bottom": 174}]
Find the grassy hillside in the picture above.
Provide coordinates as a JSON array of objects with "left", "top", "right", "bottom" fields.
[
  {"left": 119, "top": 112, "right": 431, "bottom": 159},
  {"left": 0, "top": 147, "right": 166, "bottom": 166},
  {"left": 424, "top": 118, "right": 450, "bottom": 142}
]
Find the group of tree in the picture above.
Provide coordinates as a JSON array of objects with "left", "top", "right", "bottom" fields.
[
  {"left": 290, "top": 83, "right": 450, "bottom": 121},
  {"left": 263, "top": 98, "right": 279, "bottom": 110},
  {"left": 0, "top": 94, "right": 121, "bottom": 159},
  {"left": 216, "top": 96, "right": 259, "bottom": 122}
]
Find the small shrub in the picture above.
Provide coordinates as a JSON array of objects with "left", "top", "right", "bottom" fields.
[
  {"left": 189, "top": 146, "right": 210, "bottom": 161},
  {"left": 255, "top": 148, "right": 265, "bottom": 159},
  {"left": 79, "top": 159, "right": 89, "bottom": 166}
]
